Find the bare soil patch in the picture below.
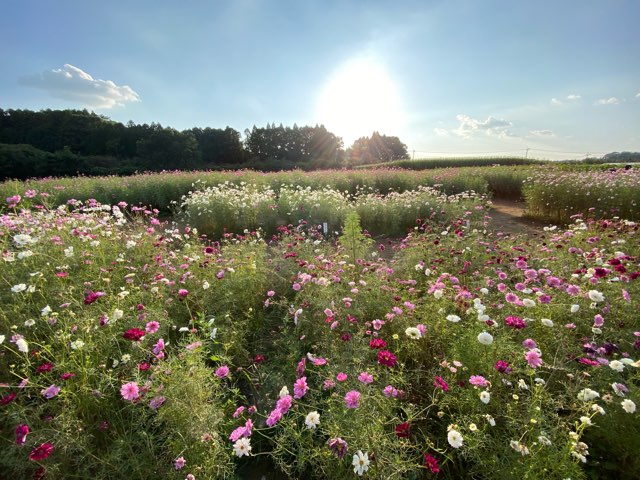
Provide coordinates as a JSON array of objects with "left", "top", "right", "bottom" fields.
[{"left": 488, "top": 198, "right": 547, "bottom": 237}]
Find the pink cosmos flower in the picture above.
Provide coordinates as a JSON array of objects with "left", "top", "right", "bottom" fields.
[
  {"left": 233, "top": 406, "right": 246, "bottom": 418},
  {"left": 145, "top": 321, "right": 160, "bottom": 334},
  {"left": 522, "top": 338, "right": 537, "bottom": 350},
  {"left": 525, "top": 350, "right": 543, "bottom": 368},
  {"left": 336, "top": 372, "right": 348, "bottom": 382},
  {"left": 266, "top": 408, "right": 283, "bottom": 427},
  {"left": 120, "top": 381, "right": 140, "bottom": 401},
  {"left": 174, "top": 457, "right": 186, "bottom": 470},
  {"left": 358, "top": 372, "right": 374, "bottom": 384},
  {"left": 41, "top": 384, "right": 61, "bottom": 399},
  {"left": 469, "top": 375, "right": 488, "bottom": 387},
  {"left": 149, "top": 396, "right": 166, "bottom": 409},
  {"left": 383, "top": 385, "right": 399, "bottom": 398},
  {"left": 215, "top": 366, "right": 230, "bottom": 378},
  {"left": 344, "top": 390, "right": 361, "bottom": 409},
  {"left": 293, "top": 376, "right": 308, "bottom": 399},
  {"left": 276, "top": 395, "right": 293, "bottom": 414},
  {"left": 153, "top": 338, "right": 165, "bottom": 355}
]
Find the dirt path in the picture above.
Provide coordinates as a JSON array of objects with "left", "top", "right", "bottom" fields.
[{"left": 488, "top": 199, "right": 547, "bottom": 237}]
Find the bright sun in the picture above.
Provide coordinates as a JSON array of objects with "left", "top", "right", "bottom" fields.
[{"left": 315, "top": 57, "right": 406, "bottom": 147}]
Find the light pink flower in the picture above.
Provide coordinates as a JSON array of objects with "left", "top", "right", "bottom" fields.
[
  {"left": 120, "top": 381, "right": 140, "bottom": 401},
  {"left": 357, "top": 372, "right": 373, "bottom": 384},
  {"left": 145, "top": 321, "right": 160, "bottom": 334},
  {"left": 468, "top": 375, "right": 488, "bottom": 387},
  {"left": 41, "top": 384, "right": 61, "bottom": 399},
  {"left": 525, "top": 350, "right": 543, "bottom": 368}
]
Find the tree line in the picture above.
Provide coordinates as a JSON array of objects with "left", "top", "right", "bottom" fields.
[{"left": 0, "top": 108, "right": 409, "bottom": 179}]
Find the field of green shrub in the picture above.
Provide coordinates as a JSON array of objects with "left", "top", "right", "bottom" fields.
[{"left": 1, "top": 189, "right": 638, "bottom": 479}]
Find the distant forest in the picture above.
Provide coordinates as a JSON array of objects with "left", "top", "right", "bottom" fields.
[{"left": 0, "top": 108, "right": 410, "bottom": 179}]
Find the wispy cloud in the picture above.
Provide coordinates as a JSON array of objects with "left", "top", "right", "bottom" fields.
[
  {"left": 453, "top": 114, "right": 514, "bottom": 138},
  {"left": 528, "top": 129, "right": 555, "bottom": 137},
  {"left": 636, "top": 92, "right": 640, "bottom": 98},
  {"left": 433, "top": 127, "right": 449, "bottom": 137},
  {"left": 551, "top": 94, "right": 581, "bottom": 105},
  {"left": 594, "top": 97, "right": 620, "bottom": 105},
  {"left": 19, "top": 64, "right": 140, "bottom": 108}
]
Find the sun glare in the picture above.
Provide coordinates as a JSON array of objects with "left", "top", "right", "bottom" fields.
[{"left": 315, "top": 57, "right": 406, "bottom": 147}]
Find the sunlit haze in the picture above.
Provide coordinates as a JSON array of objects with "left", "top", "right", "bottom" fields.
[{"left": 1, "top": 0, "right": 639, "bottom": 160}]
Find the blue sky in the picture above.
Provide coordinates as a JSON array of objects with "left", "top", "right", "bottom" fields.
[{"left": 1, "top": 0, "right": 639, "bottom": 159}]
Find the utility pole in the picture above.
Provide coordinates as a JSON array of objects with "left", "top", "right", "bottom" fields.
[
  {"left": 525, "top": 147, "right": 530, "bottom": 159},
  {"left": 412, "top": 150, "right": 415, "bottom": 160}
]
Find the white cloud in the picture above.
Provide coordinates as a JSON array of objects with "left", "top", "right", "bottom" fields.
[
  {"left": 595, "top": 97, "right": 620, "bottom": 105},
  {"left": 635, "top": 92, "right": 640, "bottom": 98},
  {"left": 528, "top": 129, "right": 555, "bottom": 137},
  {"left": 433, "top": 127, "right": 449, "bottom": 137},
  {"left": 19, "top": 64, "right": 140, "bottom": 108},
  {"left": 551, "top": 94, "right": 581, "bottom": 105},
  {"left": 453, "top": 114, "right": 514, "bottom": 138}
]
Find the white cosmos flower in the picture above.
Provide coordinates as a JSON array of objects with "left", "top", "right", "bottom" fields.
[
  {"left": 0, "top": 335, "right": 4, "bottom": 344},
  {"left": 541, "top": 318, "right": 554, "bottom": 327},
  {"left": 305, "top": 411, "right": 320, "bottom": 429},
  {"left": 41, "top": 305, "right": 52, "bottom": 317},
  {"left": 352, "top": 450, "right": 370, "bottom": 476},
  {"left": 479, "top": 391, "right": 491, "bottom": 404},
  {"left": 233, "top": 438, "right": 252, "bottom": 457},
  {"left": 24, "top": 319, "right": 36, "bottom": 327},
  {"left": 570, "top": 304, "right": 580, "bottom": 313},
  {"left": 621, "top": 399, "right": 636, "bottom": 414},
  {"left": 447, "top": 429, "right": 464, "bottom": 448},
  {"left": 485, "top": 414, "right": 496, "bottom": 426},
  {"left": 279, "top": 386, "right": 289, "bottom": 398},
  {"left": 609, "top": 360, "right": 624, "bottom": 372},
  {"left": 587, "top": 290, "right": 605, "bottom": 302},
  {"left": 522, "top": 299, "right": 536, "bottom": 307},
  {"left": 11, "top": 284, "right": 27, "bottom": 293},
  {"left": 477, "top": 332, "right": 493, "bottom": 345},
  {"left": 405, "top": 327, "right": 421, "bottom": 339},
  {"left": 577, "top": 388, "right": 599, "bottom": 402},
  {"left": 16, "top": 338, "right": 29, "bottom": 353},
  {"left": 446, "top": 314, "right": 461, "bottom": 323},
  {"left": 434, "top": 289, "right": 443, "bottom": 299}
]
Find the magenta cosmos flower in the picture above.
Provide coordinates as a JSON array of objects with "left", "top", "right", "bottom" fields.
[
  {"left": 377, "top": 350, "right": 397, "bottom": 367},
  {"left": 15, "top": 424, "right": 29, "bottom": 445},
  {"left": 29, "top": 443, "right": 54, "bottom": 461},
  {"left": 505, "top": 315, "right": 527, "bottom": 329}
]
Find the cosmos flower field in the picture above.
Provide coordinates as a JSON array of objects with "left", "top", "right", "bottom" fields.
[{"left": 1, "top": 177, "right": 638, "bottom": 479}]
